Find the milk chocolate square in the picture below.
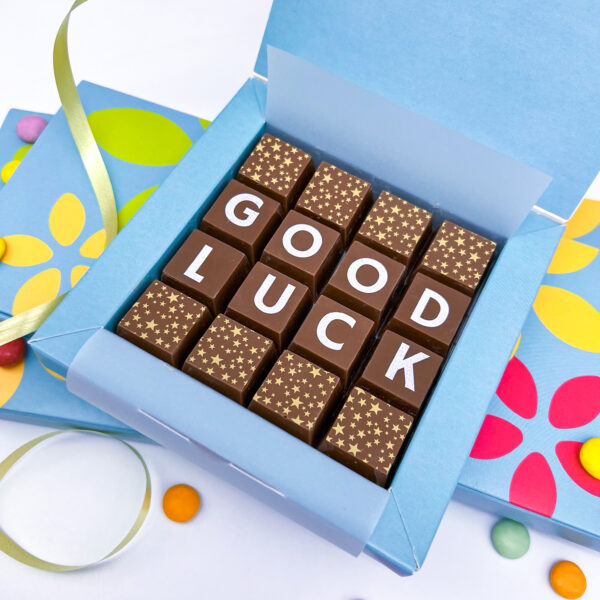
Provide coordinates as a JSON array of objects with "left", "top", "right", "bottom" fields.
[
  {"left": 249, "top": 351, "right": 342, "bottom": 444},
  {"left": 226, "top": 262, "right": 311, "bottom": 351},
  {"left": 200, "top": 180, "right": 282, "bottom": 263},
  {"left": 319, "top": 387, "right": 413, "bottom": 486},
  {"left": 296, "top": 162, "right": 372, "bottom": 244},
  {"left": 261, "top": 210, "right": 342, "bottom": 298},
  {"left": 323, "top": 241, "right": 406, "bottom": 325},
  {"left": 162, "top": 230, "right": 249, "bottom": 315},
  {"left": 358, "top": 330, "right": 443, "bottom": 414},
  {"left": 417, "top": 220, "right": 496, "bottom": 295},
  {"left": 237, "top": 134, "right": 314, "bottom": 210},
  {"left": 290, "top": 296, "right": 375, "bottom": 387},
  {"left": 388, "top": 273, "right": 471, "bottom": 355},
  {"left": 117, "top": 280, "right": 210, "bottom": 367},
  {"left": 356, "top": 191, "right": 432, "bottom": 264},
  {"left": 182, "top": 314, "right": 276, "bottom": 404}
]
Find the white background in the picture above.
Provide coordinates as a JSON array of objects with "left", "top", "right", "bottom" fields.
[{"left": 0, "top": 1, "right": 598, "bottom": 598}]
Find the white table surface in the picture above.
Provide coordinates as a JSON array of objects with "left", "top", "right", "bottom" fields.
[{"left": 0, "top": 1, "right": 598, "bottom": 598}]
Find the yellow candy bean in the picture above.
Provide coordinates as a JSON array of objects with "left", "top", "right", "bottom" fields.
[
  {"left": 550, "top": 560, "right": 587, "bottom": 599},
  {"left": 580, "top": 437, "right": 600, "bottom": 480},
  {"left": 0, "top": 237, "right": 5, "bottom": 261},
  {"left": 1, "top": 159, "right": 21, "bottom": 183}
]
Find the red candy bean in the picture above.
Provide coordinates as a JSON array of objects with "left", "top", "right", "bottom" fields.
[{"left": 0, "top": 337, "right": 26, "bottom": 366}]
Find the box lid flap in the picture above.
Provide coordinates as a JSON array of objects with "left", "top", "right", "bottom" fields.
[{"left": 255, "top": 0, "right": 600, "bottom": 219}]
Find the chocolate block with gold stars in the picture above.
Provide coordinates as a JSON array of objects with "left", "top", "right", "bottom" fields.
[
  {"left": 319, "top": 387, "right": 413, "bottom": 486},
  {"left": 237, "top": 134, "right": 314, "bottom": 210},
  {"left": 356, "top": 191, "right": 432, "bottom": 264},
  {"left": 182, "top": 314, "right": 276, "bottom": 404},
  {"left": 249, "top": 351, "right": 342, "bottom": 445},
  {"left": 117, "top": 280, "right": 210, "bottom": 367},
  {"left": 296, "top": 162, "right": 372, "bottom": 244},
  {"left": 417, "top": 220, "right": 496, "bottom": 296}
]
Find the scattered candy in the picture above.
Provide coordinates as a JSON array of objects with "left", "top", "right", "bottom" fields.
[
  {"left": 1, "top": 159, "right": 20, "bottom": 184},
  {"left": 550, "top": 560, "right": 587, "bottom": 599},
  {"left": 16, "top": 115, "right": 48, "bottom": 143},
  {"left": 491, "top": 518, "right": 530, "bottom": 559},
  {"left": 162, "top": 484, "right": 201, "bottom": 522},
  {"left": 0, "top": 237, "right": 5, "bottom": 260},
  {"left": 0, "top": 337, "right": 26, "bottom": 367},
  {"left": 579, "top": 437, "right": 600, "bottom": 480}
]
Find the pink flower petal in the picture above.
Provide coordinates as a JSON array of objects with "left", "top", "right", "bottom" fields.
[
  {"left": 470, "top": 415, "right": 524, "bottom": 459},
  {"left": 548, "top": 376, "right": 600, "bottom": 429},
  {"left": 496, "top": 357, "right": 537, "bottom": 419},
  {"left": 555, "top": 441, "right": 600, "bottom": 497},
  {"left": 509, "top": 452, "right": 557, "bottom": 517}
]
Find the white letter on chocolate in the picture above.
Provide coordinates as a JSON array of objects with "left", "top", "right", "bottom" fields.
[
  {"left": 385, "top": 342, "right": 429, "bottom": 391},
  {"left": 224, "top": 193, "right": 263, "bottom": 227},
  {"left": 346, "top": 257, "right": 388, "bottom": 294},
  {"left": 183, "top": 245, "right": 213, "bottom": 283},
  {"left": 410, "top": 288, "right": 449, "bottom": 328},
  {"left": 282, "top": 223, "right": 323, "bottom": 258},
  {"left": 254, "top": 273, "right": 296, "bottom": 315},
  {"left": 316, "top": 312, "right": 356, "bottom": 351}
]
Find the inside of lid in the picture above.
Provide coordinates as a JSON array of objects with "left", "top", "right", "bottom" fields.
[{"left": 265, "top": 47, "right": 552, "bottom": 241}]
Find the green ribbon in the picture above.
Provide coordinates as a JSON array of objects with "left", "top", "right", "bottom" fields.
[
  {"left": 0, "top": 0, "right": 117, "bottom": 345},
  {"left": 0, "top": 429, "right": 151, "bottom": 571}
]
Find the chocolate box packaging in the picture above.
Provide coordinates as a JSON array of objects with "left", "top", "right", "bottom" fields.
[
  {"left": 0, "top": 86, "right": 206, "bottom": 431},
  {"left": 29, "top": 0, "right": 600, "bottom": 574},
  {"left": 458, "top": 195, "right": 600, "bottom": 550}
]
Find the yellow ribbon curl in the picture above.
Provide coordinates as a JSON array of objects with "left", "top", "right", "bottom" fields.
[
  {"left": 0, "top": 429, "right": 151, "bottom": 571},
  {"left": 0, "top": 0, "right": 118, "bottom": 345}
]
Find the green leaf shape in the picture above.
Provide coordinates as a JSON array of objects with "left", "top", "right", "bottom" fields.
[
  {"left": 88, "top": 108, "right": 192, "bottom": 166},
  {"left": 117, "top": 185, "right": 159, "bottom": 230},
  {"left": 13, "top": 144, "right": 31, "bottom": 160}
]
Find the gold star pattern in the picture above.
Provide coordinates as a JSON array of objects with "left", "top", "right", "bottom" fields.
[
  {"left": 237, "top": 134, "right": 313, "bottom": 209},
  {"left": 356, "top": 191, "right": 432, "bottom": 263},
  {"left": 319, "top": 387, "right": 413, "bottom": 486},
  {"left": 249, "top": 351, "right": 341, "bottom": 444},
  {"left": 296, "top": 162, "right": 371, "bottom": 242},
  {"left": 183, "top": 314, "right": 276, "bottom": 404},
  {"left": 117, "top": 280, "right": 210, "bottom": 366},
  {"left": 419, "top": 220, "right": 496, "bottom": 294}
]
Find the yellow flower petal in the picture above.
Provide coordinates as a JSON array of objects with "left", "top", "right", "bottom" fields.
[
  {"left": 49, "top": 192, "right": 86, "bottom": 246},
  {"left": 1, "top": 159, "right": 20, "bottom": 183},
  {"left": 38, "top": 356, "right": 66, "bottom": 381},
  {"left": 564, "top": 198, "right": 600, "bottom": 240},
  {"left": 70, "top": 264, "right": 89, "bottom": 287},
  {"left": 547, "top": 237, "right": 598, "bottom": 274},
  {"left": 533, "top": 285, "right": 600, "bottom": 353},
  {"left": 0, "top": 359, "right": 25, "bottom": 408},
  {"left": 79, "top": 229, "right": 106, "bottom": 259},
  {"left": 0, "top": 234, "right": 53, "bottom": 266},
  {"left": 12, "top": 268, "right": 61, "bottom": 315},
  {"left": 510, "top": 333, "right": 522, "bottom": 360}
]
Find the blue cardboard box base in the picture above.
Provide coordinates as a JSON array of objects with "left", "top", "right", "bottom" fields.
[{"left": 32, "top": 63, "right": 562, "bottom": 572}]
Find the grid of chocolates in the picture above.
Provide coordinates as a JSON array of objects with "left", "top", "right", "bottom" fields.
[{"left": 116, "top": 133, "right": 496, "bottom": 487}]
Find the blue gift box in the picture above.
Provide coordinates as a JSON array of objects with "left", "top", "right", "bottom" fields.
[
  {"left": 457, "top": 197, "right": 600, "bottom": 551},
  {"left": 0, "top": 86, "right": 206, "bottom": 432},
  {"left": 31, "top": 0, "right": 599, "bottom": 574}
]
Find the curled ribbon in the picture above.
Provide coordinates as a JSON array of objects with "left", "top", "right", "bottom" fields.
[
  {"left": 0, "top": 0, "right": 117, "bottom": 345},
  {"left": 0, "top": 429, "right": 151, "bottom": 571}
]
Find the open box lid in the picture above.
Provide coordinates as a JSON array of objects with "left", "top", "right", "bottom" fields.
[{"left": 255, "top": 0, "right": 600, "bottom": 222}]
